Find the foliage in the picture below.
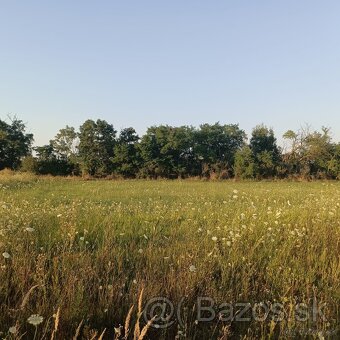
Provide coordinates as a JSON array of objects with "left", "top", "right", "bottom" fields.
[
  {"left": 78, "top": 119, "right": 116, "bottom": 176},
  {"left": 113, "top": 128, "right": 141, "bottom": 178},
  {"left": 0, "top": 117, "right": 33, "bottom": 170},
  {"left": 1, "top": 116, "right": 339, "bottom": 179},
  {"left": 234, "top": 145, "right": 256, "bottom": 179},
  {"left": 250, "top": 125, "right": 281, "bottom": 178},
  {"left": 139, "top": 125, "right": 197, "bottom": 178}
]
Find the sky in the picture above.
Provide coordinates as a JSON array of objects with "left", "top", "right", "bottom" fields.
[{"left": 1, "top": 0, "right": 340, "bottom": 146}]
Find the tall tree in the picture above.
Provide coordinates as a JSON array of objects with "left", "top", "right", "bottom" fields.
[
  {"left": 139, "top": 125, "right": 196, "bottom": 178},
  {"left": 302, "top": 127, "right": 333, "bottom": 178},
  {"left": 78, "top": 119, "right": 116, "bottom": 176},
  {"left": 194, "top": 123, "right": 246, "bottom": 177},
  {"left": 0, "top": 117, "right": 33, "bottom": 170},
  {"left": 113, "top": 127, "right": 141, "bottom": 177},
  {"left": 283, "top": 126, "right": 337, "bottom": 179},
  {"left": 50, "top": 126, "right": 79, "bottom": 175},
  {"left": 327, "top": 143, "right": 340, "bottom": 179},
  {"left": 234, "top": 145, "right": 256, "bottom": 179},
  {"left": 51, "top": 126, "right": 78, "bottom": 160},
  {"left": 250, "top": 125, "right": 281, "bottom": 178}
]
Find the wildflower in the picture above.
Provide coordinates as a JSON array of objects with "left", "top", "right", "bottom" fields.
[
  {"left": 211, "top": 236, "right": 218, "bottom": 242},
  {"left": 79, "top": 236, "right": 85, "bottom": 241},
  {"left": 9, "top": 326, "right": 17, "bottom": 334},
  {"left": 233, "top": 189, "right": 238, "bottom": 194},
  {"left": 2, "top": 252, "right": 10, "bottom": 259},
  {"left": 27, "top": 314, "right": 43, "bottom": 326},
  {"left": 189, "top": 265, "right": 196, "bottom": 272},
  {"left": 138, "top": 248, "right": 143, "bottom": 253},
  {"left": 226, "top": 241, "right": 231, "bottom": 247},
  {"left": 114, "top": 326, "right": 122, "bottom": 336}
]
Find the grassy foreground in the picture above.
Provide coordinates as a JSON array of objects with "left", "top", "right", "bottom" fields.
[{"left": 0, "top": 172, "right": 339, "bottom": 339}]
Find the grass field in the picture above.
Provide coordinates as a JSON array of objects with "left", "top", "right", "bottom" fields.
[{"left": 0, "top": 172, "right": 339, "bottom": 339}]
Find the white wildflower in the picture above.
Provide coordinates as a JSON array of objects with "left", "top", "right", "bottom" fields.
[
  {"left": 27, "top": 314, "right": 44, "bottom": 326},
  {"left": 189, "top": 265, "right": 196, "bottom": 272},
  {"left": 9, "top": 326, "right": 17, "bottom": 334}
]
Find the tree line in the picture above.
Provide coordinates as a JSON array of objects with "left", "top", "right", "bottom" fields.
[{"left": 1, "top": 116, "right": 339, "bottom": 179}]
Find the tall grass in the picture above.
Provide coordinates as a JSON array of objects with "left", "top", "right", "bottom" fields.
[{"left": 0, "top": 174, "right": 339, "bottom": 338}]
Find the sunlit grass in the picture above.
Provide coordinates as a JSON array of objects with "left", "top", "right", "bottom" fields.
[{"left": 0, "top": 172, "right": 339, "bottom": 338}]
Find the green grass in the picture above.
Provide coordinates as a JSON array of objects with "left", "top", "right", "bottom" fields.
[{"left": 0, "top": 172, "right": 339, "bottom": 339}]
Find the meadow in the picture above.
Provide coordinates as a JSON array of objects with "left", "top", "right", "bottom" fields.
[{"left": 0, "top": 171, "right": 339, "bottom": 339}]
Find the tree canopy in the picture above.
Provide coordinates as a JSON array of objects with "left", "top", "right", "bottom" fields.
[{"left": 1, "top": 116, "right": 339, "bottom": 180}]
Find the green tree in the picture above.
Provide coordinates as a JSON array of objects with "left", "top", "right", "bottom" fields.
[
  {"left": 0, "top": 117, "right": 34, "bottom": 170},
  {"left": 139, "top": 125, "right": 196, "bottom": 178},
  {"left": 234, "top": 145, "right": 256, "bottom": 179},
  {"left": 282, "top": 129, "right": 300, "bottom": 176},
  {"left": 51, "top": 126, "right": 78, "bottom": 160},
  {"left": 327, "top": 143, "right": 340, "bottom": 179},
  {"left": 113, "top": 128, "right": 141, "bottom": 177},
  {"left": 283, "top": 126, "right": 337, "bottom": 179},
  {"left": 194, "top": 123, "right": 246, "bottom": 178},
  {"left": 33, "top": 144, "right": 73, "bottom": 175},
  {"left": 78, "top": 119, "right": 116, "bottom": 176},
  {"left": 250, "top": 125, "right": 281, "bottom": 178},
  {"left": 51, "top": 126, "right": 79, "bottom": 175},
  {"left": 302, "top": 127, "right": 333, "bottom": 178}
]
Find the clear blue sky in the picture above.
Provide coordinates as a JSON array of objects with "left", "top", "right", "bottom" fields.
[{"left": 1, "top": 0, "right": 339, "bottom": 146}]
